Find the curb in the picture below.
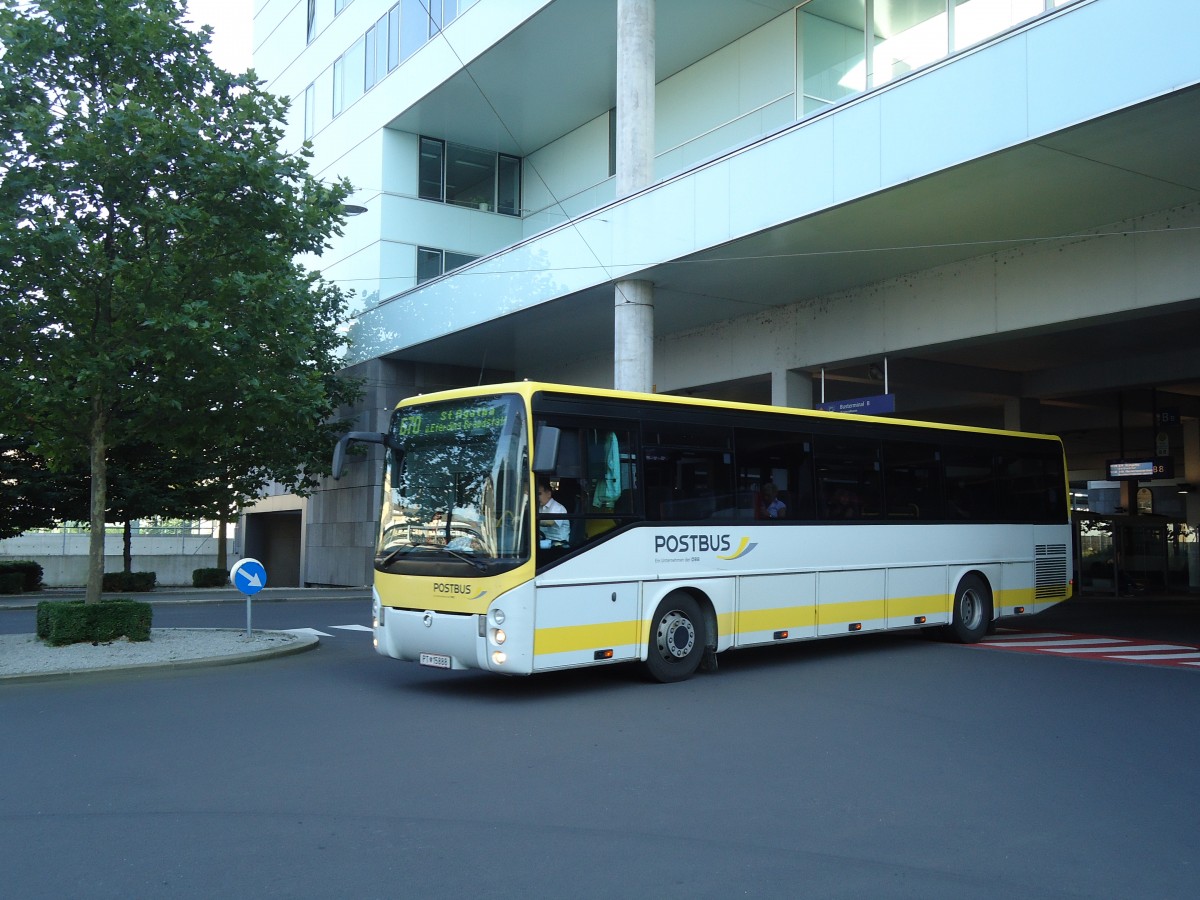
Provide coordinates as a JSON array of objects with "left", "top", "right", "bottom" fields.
[{"left": 0, "top": 629, "right": 320, "bottom": 684}]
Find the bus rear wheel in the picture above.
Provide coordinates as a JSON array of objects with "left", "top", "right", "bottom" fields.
[
  {"left": 947, "top": 574, "right": 992, "bottom": 643},
  {"left": 645, "top": 593, "right": 705, "bottom": 683}
]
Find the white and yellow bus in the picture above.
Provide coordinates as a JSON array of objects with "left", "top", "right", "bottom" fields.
[{"left": 334, "top": 382, "right": 1072, "bottom": 682}]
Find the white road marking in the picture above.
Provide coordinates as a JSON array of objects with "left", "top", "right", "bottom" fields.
[{"left": 330, "top": 624, "right": 373, "bottom": 632}]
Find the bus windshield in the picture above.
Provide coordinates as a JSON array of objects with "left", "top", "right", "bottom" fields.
[{"left": 377, "top": 394, "right": 530, "bottom": 573}]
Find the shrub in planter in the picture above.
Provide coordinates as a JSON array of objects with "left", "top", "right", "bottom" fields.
[
  {"left": 192, "top": 567, "right": 229, "bottom": 588},
  {"left": 0, "top": 560, "right": 44, "bottom": 592},
  {"left": 0, "top": 571, "right": 25, "bottom": 594},
  {"left": 37, "top": 599, "right": 153, "bottom": 646},
  {"left": 102, "top": 571, "right": 156, "bottom": 592}
]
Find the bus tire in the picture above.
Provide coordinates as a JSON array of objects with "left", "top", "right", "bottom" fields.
[
  {"left": 947, "top": 574, "right": 992, "bottom": 644},
  {"left": 644, "top": 593, "right": 705, "bottom": 683}
]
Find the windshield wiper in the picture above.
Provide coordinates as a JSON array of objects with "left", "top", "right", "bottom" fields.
[{"left": 377, "top": 542, "right": 486, "bottom": 572}]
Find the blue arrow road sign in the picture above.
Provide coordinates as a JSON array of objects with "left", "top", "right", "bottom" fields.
[{"left": 230, "top": 558, "right": 267, "bottom": 596}]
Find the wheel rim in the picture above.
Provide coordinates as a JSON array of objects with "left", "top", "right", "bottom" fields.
[
  {"left": 656, "top": 610, "right": 696, "bottom": 661},
  {"left": 959, "top": 588, "right": 982, "bottom": 629}
]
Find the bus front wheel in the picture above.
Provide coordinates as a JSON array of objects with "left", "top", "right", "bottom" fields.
[
  {"left": 947, "top": 574, "right": 992, "bottom": 643},
  {"left": 645, "top": 593, "right": 705, "bottom": 683}
]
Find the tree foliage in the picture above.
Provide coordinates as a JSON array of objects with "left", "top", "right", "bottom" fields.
[{"left": 0, "top": 0, "right": 361, "bottom": 600}]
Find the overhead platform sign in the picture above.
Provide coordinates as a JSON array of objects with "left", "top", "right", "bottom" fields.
[
  {"left": 816, "top": 394, "right": 895, "bottom": 415},
  {"left": 1107, "top": 458, "right": 1174, "bottom": 480}
]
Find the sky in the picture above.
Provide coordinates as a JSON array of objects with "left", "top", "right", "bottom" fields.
[{"left": 185, "top": 0, "right": 253, "bottom": 74}]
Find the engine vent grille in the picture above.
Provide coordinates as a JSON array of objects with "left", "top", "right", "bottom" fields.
[{"left": 1035, "top": 544, "right": 1068, "bottom": 599}]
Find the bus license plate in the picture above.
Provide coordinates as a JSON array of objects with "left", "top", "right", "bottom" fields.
[{"left": 420, "top": 653, "right": 452, "bottom": 669}]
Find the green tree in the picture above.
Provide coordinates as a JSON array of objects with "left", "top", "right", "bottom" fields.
[
  {"left": 0, "top": 0, "right": 359, "bottom": 602},
  {"left": 0, "top": 433, "right": 88, "bottom": 540}
]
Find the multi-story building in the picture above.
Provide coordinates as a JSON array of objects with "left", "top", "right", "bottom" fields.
[{"left": 250, "top": 0, "right": 1200, "bottom": 589}]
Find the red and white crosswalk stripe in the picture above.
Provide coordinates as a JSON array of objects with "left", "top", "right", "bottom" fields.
[{"left": 974, "top": 631, "right": 1200, "bottom": 669}]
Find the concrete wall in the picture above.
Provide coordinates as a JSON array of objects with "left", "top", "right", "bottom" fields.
[{"left": 0, "top": 532, "right": 223, "bottom": 588}]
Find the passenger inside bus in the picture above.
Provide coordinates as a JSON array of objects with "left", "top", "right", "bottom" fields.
[{"left": 758, "top": 483, "right": 787, "bottom": 519}]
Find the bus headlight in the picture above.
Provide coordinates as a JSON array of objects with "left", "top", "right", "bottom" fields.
[
  {"left": 492, "top": 651, "right": 507, "bottom": 666},
  {"left": 492, "top": 628, "right": 506, "bottom": 645},
  {"left": 492, "top": 608, "right": 506, "bottom": 625}
]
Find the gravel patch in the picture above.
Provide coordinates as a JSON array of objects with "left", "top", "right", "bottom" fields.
[{"left": 0, "top": 628, "right": 313, "bottom": 678}]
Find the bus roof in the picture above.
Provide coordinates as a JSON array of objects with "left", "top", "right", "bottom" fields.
[{"left": 393, "top": 381, "right": 1064, "bottom": 445}]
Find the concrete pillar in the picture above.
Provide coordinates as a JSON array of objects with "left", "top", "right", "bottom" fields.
[
  {"left": 615, "top": 279, "right": 654, "bottom": 392},
  {"left": 1004, "top": 397, "right": 1043, "bottom": 433},
  {"left": 614, "top": 0, "right": 655, "bottom": 392},
  {"left": 771, "top": 369, "right": 813, "bottom": 409},
  {"left": 1185, "top": 419, "right": 1200, "bottom": 590}
]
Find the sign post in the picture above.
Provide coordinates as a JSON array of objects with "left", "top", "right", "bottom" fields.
[{"left": 230, "top": 557, "right": 267, "bottom": 637}]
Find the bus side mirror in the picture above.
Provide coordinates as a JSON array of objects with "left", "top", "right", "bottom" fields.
[
  {"left": 332, "top": 431, "right": 386, "bottom": 480},
  {"left": 532, "top": 425, "right": 561, "bottom": 474}
]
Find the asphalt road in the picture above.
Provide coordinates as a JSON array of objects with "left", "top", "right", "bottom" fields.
[{"left": 2, "top": 597, "right": 1198, "bottom": 898}]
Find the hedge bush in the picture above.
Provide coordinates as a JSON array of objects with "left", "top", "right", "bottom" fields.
[
  {"left": 0, "top": 572, "right": 25, "bottom": 594},
  {"left": 0, "top": 560, "right": 44, "bottom": 592},
  {"left": 37, "top": 599, "right": 153, "bottom": 646},
  {"left": 101, "top": 571, "right": 156, "bottom": 592},
  {"left": 192, "top": 567, "right": 229, "bottom": 588}
]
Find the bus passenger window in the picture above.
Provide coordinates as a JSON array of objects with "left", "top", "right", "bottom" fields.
[
  {"left": 814, "top": 435, "right": 881, "bottom": 520},
  {"left": 733, "top": 427, "right": 815, "bottom": 520}
]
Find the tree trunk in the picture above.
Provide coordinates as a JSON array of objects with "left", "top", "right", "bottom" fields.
[
  {"left": 123, "top": 520, "right": 133, "bottom": 574},
  {"left": 86, "top": 398, "right": 108, "bottom": 604},
  {"left": 217, "top": 503, "right": 229, "bottom": 571}
]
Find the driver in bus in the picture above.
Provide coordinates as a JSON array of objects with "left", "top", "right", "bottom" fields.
[{"left": 537, "top": 479, "right": 569, "bottom": 547}]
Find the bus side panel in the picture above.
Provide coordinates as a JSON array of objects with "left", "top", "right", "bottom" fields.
[
  {"left": 532, "top": 581, "right": 640, "bottom": 671},
  {"left": 998, "top": 561, "right": 1035, "bottom": 618},
  {"left": 886, "top": 566, "right": 951, "bottom": 629},
  {"left": 735, "top": 573, "right": 817, "bottom": 647},
  {"left": 817, "top": 569, "right": 887, "bottom": 635}
]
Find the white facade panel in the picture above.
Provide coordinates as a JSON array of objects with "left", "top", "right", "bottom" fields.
[
  {"left": 1026, "top": 0, "right": 1200, "bottom": 138},
  {"left": 878, "top": 36, "right": 1031, "bottom": 186}
]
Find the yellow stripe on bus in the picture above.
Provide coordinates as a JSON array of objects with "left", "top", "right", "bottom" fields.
[
  {"left": 737, "top": 605, "right": 816, "bottom": 632},
  {"left": 887, "top": 594, "right": 951, "bottom": 618},
  {"left": 535, "top": 621, "right": 638, "bottom": 655},
  {"left": 532, "top": 591, "right": 1038, "bottom": 657}
]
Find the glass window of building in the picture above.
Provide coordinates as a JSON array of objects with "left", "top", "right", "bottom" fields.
[
  {"left": 872, "top": 0, "right": 947, "bottom": 87},
  {"left": 418, "top": 137, "right": 445, "bottom": 201},
  {"left": 375, "top": 11, "right": 391, "bottom": 82},
  {"left": 417, "top": 247, "right": 480, "bottom": 285},
  {"left": 497, "top": 154, "right": 521, "bottom": 216},
  {"left": 332, "top": 57, "right": 343, "bottom": 117},
  {"left": 400, "top": 0, "right": 427, "bottom": 63},
  {"left": 306, "top": 0, "right": 317, "bottom": 44},
  {"left": 303, "top": 83, "right": 315, "bottom": 141},
  {"left": 800, "top": 1, "right": 1063, "bottom": 115},
  {"left": 953, "top": 0, "right": 1043, "bottom": 50},
  {"left": 419, "top": 137, "right": 521, "bottom": 216},
  {"left": 364, "top": 26, "right": 377, "bottom": 90},
  {"left": 344, "top": 35, "right": 366, "bottom": 106},
  {"left": 388, "top": 5, "right": 400, "bottom": 69},
  {"left": 799, "top": 0, "right": 865, "bottom": 114}
]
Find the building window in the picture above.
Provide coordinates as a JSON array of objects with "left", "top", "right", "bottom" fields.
[
  {"left": 306, "top": 0, "right": 317, "bottom": 44},
  {"left": 332, "top": 57, "right": 343, "bottom": 117},
  {"left": 417, "top": 247, "right": 480, "bottom": 284},
  {"left": 800, "top": 0, "right": 1062, "bottom": 115},
  {"left": 335, "top": 0, "right": 353, "bottom": 13},
  {"left": 303, "top": 83, "right": 315, "bottom": 141},
  {"left": 418, "top": 136, "right": 521, "bottom": 216}
]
